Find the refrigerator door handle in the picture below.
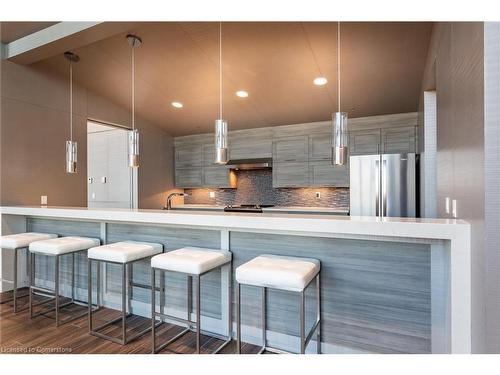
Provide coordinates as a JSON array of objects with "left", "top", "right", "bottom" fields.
[
  {"left": 375, "top": 159, "right": 380, "bottom": 216},
  {"left": 382, "top": 159, "right": 387, "bottom": 217}
]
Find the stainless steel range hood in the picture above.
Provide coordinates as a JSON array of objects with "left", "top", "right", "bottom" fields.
[{"left": 225, "top": 158, "right": 272, "bottom": 170}]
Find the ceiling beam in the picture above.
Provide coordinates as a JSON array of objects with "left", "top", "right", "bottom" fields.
[{"left": 3, "top": 21, "right": 138, "bottom": 64}]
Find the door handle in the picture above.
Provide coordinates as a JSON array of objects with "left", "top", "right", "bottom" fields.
[
  {"left": 375, "top": 159, "right": 380, "bottom": 216},
  {"left": 382, "top": 159, "right": 387, "bottom": 217}
]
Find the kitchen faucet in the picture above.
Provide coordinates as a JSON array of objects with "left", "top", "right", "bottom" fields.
[{"left": 164, "top": 192, "right": 189, "bottom": 210}]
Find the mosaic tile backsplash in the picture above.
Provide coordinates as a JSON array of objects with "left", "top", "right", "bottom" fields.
[{"left": 184, "top": 169, "right": 350, "bottom": 208}]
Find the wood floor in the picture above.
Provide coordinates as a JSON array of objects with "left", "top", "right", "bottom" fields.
[{"left": 0, "top": 288, "right": 261, "bottom": 354}]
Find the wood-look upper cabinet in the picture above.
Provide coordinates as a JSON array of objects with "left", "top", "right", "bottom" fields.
[
  {"left": 202, "top": 143, "right": 216, "bottom": 166},
  {"left": 175, "top": 144, "right": 202, "bottom": 168},
  {"left": 272, "top": 162, "right": 309, "bottom": 188},
  {"left": 203, "top": 166, "right": 234, "bottom": 188},
  {"left": 229, "top": 131, "right": 272, "bottom": 160},
  {"left": 175, "top": 167, "right": 203, "bottom": 188},
  {"left": 348, "top": 129, "right": 381, "bottom": 155},
  {"left": 309, "top": 161, "right": 349, "bottom": 187},
  {"left": 309, "top": 133, "right": 332, "bottom": 161},
  {"left": 381, "top": 126, "right": 416, "bottom": 154},
  {"left": 273, "top": 135, "right": 309, "bottom": 162}
]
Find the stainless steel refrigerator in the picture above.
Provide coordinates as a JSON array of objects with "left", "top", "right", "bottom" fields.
[{"left": 349, "top": 153, "right": 417, "bottom": 217}]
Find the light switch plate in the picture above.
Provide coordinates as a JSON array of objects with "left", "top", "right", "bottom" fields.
[
  {"left": 41, "top": 195, "right": 47, "bottom": 205},
  {"left": 445, "top": 197, "right": 450, "bottom": 215},
  {"left": 209, "top": 191, "right": 215, "bottom": 198},
  {"left": 452, "top": 199, "right": 458, "bottom": 218}
]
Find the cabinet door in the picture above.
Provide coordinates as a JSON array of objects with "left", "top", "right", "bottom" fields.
[
  {"left": 229, "top": 133, "right": 272, "bottom": 160},
  {"left": 273, "top": 136, "right": 309, "bottom": 162},
  {"left": 272, "top": 162, "right": 309, "bottom": 187},
  {"left": 309, "top": 134, "right": 332, "bottom": 161},
  {"left": 381, "top": 126, "right": 416, "bottom": 154},
  {"left": 203, "top": 166, "right": 234, "bottom": 188},
  {"left": 349, "top": 129, "right": 381, "bottom": 155},
  {"left": 202, "top": 143, "right": 216, "bottom": 166},
  {"left": 175, "top": 144, "right": 202, "bottom": 168},
  {"left": 309, "top": 161, "right": 349, "bottom": 187},
  {"left": 175, "top": 167, "right": 203, "bottom": 188}
]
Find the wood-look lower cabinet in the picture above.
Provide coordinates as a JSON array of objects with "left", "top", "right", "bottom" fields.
[
  {"left": 309, "top": 161, "right": 349, "bottom": 187},
  {"left": 272, "top": 162, "right": 309, "bottom": 187},
  {"left": 381, "top": 126, "right": 416, "bottom": 154},
  {"left": 175, "top": 167, "right": 203, "bottom": 188}
]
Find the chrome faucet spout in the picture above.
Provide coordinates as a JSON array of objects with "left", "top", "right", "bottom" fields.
[{"left": 165, "top": 192, "right": 188, "bottom": 210}]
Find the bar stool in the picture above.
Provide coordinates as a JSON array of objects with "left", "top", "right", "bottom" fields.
[
  {"left": 150, "top": 247, "right": 232, "bottom": 354},
  {"left": 235, "top": 254, "right": 321, "bottom": 354},
  {"left": 0, "top": 233, "right": 57, "bottom": 312},
  {"left": 87, "top": 241, "right": 163, "bottom": 345},
  {"left": 28, "top": 236, "right": 101, "bottom": 326}
]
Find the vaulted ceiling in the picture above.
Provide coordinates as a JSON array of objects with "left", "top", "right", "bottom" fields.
[{"left": 8, "top": 22, "right": 433, "bottom": 136}]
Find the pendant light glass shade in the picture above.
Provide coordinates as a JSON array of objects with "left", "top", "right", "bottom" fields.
[
  {"left": 332, "top": 112, "right": 348, "bottom": 165},
  {"left": 214, "top": 119, "right": 228, "bottom": 164},
  {"left": 128, "top": 129, "right": 140, "bottom": 167},
  {"left": 66, "top": 140, "right": 77, "bottom": 173}
]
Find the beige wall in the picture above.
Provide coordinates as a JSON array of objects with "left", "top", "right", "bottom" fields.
[
  {"left": 0, "top": 59, "right": 175, "bottom": 209},
  {"left": 418, "top": 22, "right": 486, "bottom": 353}
]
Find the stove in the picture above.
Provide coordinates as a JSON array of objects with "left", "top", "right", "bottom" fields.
[{"left": 223, "top": 204, "right": 274, "bottom": 213}]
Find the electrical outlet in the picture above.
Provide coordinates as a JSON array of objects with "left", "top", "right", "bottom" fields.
[
  {"left": 315, "top": 192, "right": 321, "bottom": 199},
  {"left": 452, "top": 199, "right": 458, "bottom": 218},
  {"left": 209, "top": 191, "right": 215, "bottom": 198},
  {"left": 41, "top": 195, "right": 48, "bottom": 205}
]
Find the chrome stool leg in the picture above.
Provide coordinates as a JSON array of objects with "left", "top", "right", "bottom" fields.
[
  {"left": 122, "top": 263, "right": 127, "bottom": 345},
  {"left": 300, "top": 290, "right": 305, "bottom": 354},
  {"left": 55, "top": 255, "right": 60, "bottom": 326},
  {"left": 195, "top": 275, "right": 201, "bottom": 354},
  {"left": 151, "top": 267, "right": 156, "bottom": 353},
  {"left": 316, "top": 274, "right": 321, "bottom": 354},
  {"left": 236, "top": 282, "right": 241, "bottom": 354},
  {"left": 13, "top": 247, "right": 18, "bottom": 313}
]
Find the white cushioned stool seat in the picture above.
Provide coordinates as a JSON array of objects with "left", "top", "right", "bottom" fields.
[
  {"left": 88, "top": 241, "right": 163, "bottom": 263},
  {"left": 236, "top": 254, "right": 320, "bottom": 292},
  {"left": 1, "top": 232, "right": 57, "bottom": 250},
  {"left": 151, "top": 247, "right": 231, "bottom": 275},
  {"left": 29, "top": 236, "right": 100, "bottom": 256}
]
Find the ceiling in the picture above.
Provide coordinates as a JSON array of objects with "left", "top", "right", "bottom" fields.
[
  {"left": 1, "top": 22, "right": 58, "bottom": 43},
  {"left": 28, "top": 22, "right": 432, "bottom": 136}
]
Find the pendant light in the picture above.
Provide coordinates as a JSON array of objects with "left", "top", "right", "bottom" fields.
[
  {"left": 332, "top": 21, "right": 348, "bottom": 166},
  {"left": 64, "top": 51, "right": 79, "bottom": 174},
  {"left": 214, "top": 22, "right": 228, "bottom": 165},
  {"left": 127, "top": 34, "right": 142, "bottom": 168}
]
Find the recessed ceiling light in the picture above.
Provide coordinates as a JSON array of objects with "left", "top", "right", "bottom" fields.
[
  {"left": 236, "top": 90, "right": 249, "bottom": 98},
  {"left": 313, "top": 77, "right": 328, "bottom": 86},
  {"left": 171, "top": 101, "right": 183, "bottom": 108}
]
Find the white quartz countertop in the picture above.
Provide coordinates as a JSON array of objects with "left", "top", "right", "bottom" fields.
[
  {"left": 171, "top": 204, "right": 349, "bottom": 214},
  {"left": 1, "top": 205, "right": 468, "bottom": 242}
]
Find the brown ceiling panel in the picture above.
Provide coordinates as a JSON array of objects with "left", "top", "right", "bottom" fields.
[{"left": 28, "top": 22, "right": 432, "bottom": 136}]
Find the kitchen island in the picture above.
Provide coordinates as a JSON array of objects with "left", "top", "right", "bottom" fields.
[{"left": 0, "top": 206, "right": 470, "bottom": 354}]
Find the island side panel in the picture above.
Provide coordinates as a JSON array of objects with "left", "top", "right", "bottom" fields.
[{"left": 229, "top": 231, "right": 432, "bottom": 354}]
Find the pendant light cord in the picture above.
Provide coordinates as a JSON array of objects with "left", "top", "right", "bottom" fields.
[
  {"left": 132, "top": 44, "right": 135, "bottom": 131},
  {"left": 337, "top": 21, "right": 341, "bottom": 113},
  {"left": 69, "top": 59, "right": 73, "bottom": 141},
  {"left": 219, "top": 21, "right": 223, "bottom": 119}
]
